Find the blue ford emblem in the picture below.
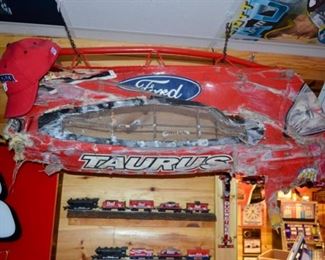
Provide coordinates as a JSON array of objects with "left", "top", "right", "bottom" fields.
[{"left": 119, "top": 75, "right": 201, "bottom": 100}]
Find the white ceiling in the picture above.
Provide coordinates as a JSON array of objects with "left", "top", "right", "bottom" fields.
[{"left": 0, "top": 0, "right": 324, "bottom": 57}]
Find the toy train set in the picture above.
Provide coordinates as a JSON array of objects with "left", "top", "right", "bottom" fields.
[
  {"left": 66, "top": 198, "right": 210, "bottom": 214},
  {"left": 92, "top": 246, "right": 210, "bottom": 260}
]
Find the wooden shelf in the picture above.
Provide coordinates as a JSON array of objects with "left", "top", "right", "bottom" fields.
[{"left": 67, "top": 209, "right": 216, "bottom": 222}]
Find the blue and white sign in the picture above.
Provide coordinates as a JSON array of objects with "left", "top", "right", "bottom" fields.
[{"left": 119, "top": 75, "right": 201, "bottom": 100}]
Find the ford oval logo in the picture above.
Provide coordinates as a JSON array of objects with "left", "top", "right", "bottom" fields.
[{"left": 119, "top": 75, "right": 201, "bottom": 100}]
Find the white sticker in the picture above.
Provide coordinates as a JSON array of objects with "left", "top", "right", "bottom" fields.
[{"left": 50, "top": 46, "right": 58, "bottom": 56}]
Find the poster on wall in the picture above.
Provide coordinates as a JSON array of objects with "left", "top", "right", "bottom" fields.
[{"left": 230, "top": 0, "right": 325, "bottom": 45}]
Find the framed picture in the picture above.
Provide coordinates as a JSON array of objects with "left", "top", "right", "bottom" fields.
[
  {"left": 243, "top": 257, "right": 258, "bottom": 260},
  {"left": 243, "top": 229, "right": 261, "bottom": 254},
  {"left": 243, "top": 238, "right": 261, "bottom": 254}
]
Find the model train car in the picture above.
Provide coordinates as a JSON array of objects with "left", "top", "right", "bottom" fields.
[
  {"left": 186, "top": 248, "right": 210, "bottom": 260},
  {"left": 158, "top": 247, "right": 182, "bottom": 259},
  {"left": 129, "top": 200, "right": 155, "bottom": 212},
  {"left": 92, "top": 246, "right": 128, "bottom": 259},
  {"left": 65, "top": 197, "right": 99, "bottom": 210},
  {"left": 129, "top": 248, "right": 154, "bottom": 259},
  {"left": 66, "top": 198, "right": 210, "bottom": 214},
  {"left": 157, "top": 201, "right": 182, "bottom": 213},
  {"left": 92, "top": 246, "right": 210, "bottom": 260},
  {"left": 185, "top": 201, "right": 209, "bottom": 214},
  {"left": 102, "top": 200, "right": 127, "bottom": 211}
]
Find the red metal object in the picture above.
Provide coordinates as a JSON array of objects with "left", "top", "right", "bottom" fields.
[
  {"left": 102, "top": 200, "right": 126, "bottom": 210},
  {"left": 0, "top": 146, "right": 59, "bottom": 260},
  {"left": 185, "top": 201, "right": 209, "bottom": 213},
  {"left": 158, "top": 247, "right": 182, "bottom": 259},
  {"left": 186, "top": 248, "right": 210, "bottom": 260},
  {"left": 58, "top": 46, "right": 266, "bottom": 69},
  {"left": 158, "top": 201, "right": 182, "bottom": 213},
  {"left": 129, "top": 200, "right": 155, "bottom": 211},
  {"left": 129, "top": 248, "right": 154, "bottom": 259},
  {"left": 3, "top": 45, "right": 324, "bottom": 211}
]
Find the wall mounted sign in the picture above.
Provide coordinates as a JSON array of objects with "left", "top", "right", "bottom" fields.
[{"left": 243, "top": 228, "right": 261, "bottom": 254}]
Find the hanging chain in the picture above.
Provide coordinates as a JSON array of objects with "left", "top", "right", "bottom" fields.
[
  {"left": 58, "top": 3, "right": 82, "bottom": 65},
  {"left": 63, "top": 23, "right": 81, "bottom": 60},
  {"left": 223, "top": 22, "right": 232, "bottom": 60}
]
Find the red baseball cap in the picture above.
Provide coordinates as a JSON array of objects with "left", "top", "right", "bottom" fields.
[{"left": 0, "top": 38, "right": 60, "bottom": 118}]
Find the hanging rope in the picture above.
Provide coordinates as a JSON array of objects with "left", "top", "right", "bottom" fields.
[{"left": 222, "top": 22, "right": 232, "bottom": 61}]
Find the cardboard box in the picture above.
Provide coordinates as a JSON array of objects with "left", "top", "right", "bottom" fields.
[{"left": 258, "top": 249, "right": 289, "bottom": 260}]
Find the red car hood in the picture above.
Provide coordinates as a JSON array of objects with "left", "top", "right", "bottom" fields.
[{"left": 3, "top": 46, "right": 325, "bottom": 209}]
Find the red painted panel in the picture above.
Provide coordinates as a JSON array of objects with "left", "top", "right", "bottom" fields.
[{"left": 0, "top": 145, "right": 59, "bottom": 260}]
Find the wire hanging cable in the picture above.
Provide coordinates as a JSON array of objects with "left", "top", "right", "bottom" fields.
[{"left": 222, "top": 22, "right": 232, "bottom": 61}]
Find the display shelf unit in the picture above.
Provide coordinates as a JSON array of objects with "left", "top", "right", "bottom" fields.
[
  {"left": 67, "top": 209, "right": 216, "bottom": 221},
  {"left": 56, "top": 175, "right": 238, "bottom": 260},
  {"left": 279, "top": 200, "right": 324, "bottom": 252}
]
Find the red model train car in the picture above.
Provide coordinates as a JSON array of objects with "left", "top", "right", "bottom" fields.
[
  {"left": 185, "top": 201, "right": 209, "bottom": 213},
  {"left": 158, "top": 247, "right": 182, "bottom": 259},
  {"left": 102, "top": 200, "right": 126, "bottom": 211},
  {"left": 186, "top": 248, "right": 210, "bottom": 260},
  {"left": 129, "top": 248, "right": 154, "bottom": 259},
  {"left": 157, "top": 201, "right": 182, "bottom": 213},
  {"left": 129, "top": 200, "right": 155, "bottom": 212}
]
